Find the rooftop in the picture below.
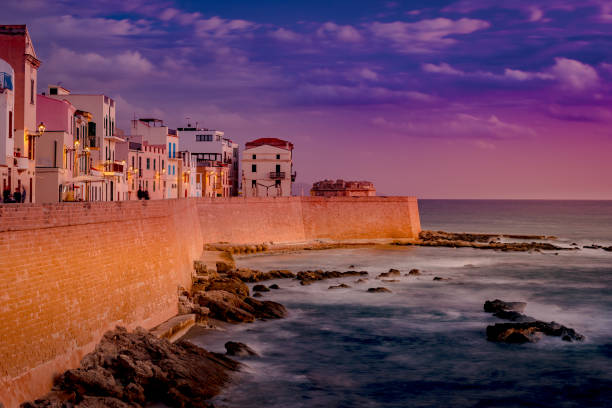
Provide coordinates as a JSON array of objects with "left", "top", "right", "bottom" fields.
[{"left": 245, "top": 138, "right": 294, "bottom": 151}]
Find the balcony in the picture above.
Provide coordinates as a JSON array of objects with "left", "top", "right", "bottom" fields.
[
  {"left": 104, "top": 161, "right": 124, "bottom": 173},
  {"left": 291, "top": 171, "right": 297, "bottom": 182},
  {"left": 269, "top": 171, "right": 286, "bottom": 179}
]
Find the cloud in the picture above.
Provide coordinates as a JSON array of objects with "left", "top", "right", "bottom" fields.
[
  {"left": 317, "top": 22, "right": 363, "bottom": 43},
  {"left": 36, "top": 14, "right": 156, "bottom": 38},
  {"left": 550, "top": 57, "right": 599, "bottom": 90},
  {"left": 422, "top": 62, "right": 464, "bottom": 75},
  {"left": 451, "top": 114, "right": 536, "bottom": 139},
  {"left": 368, "top": 18, "right": 490, "bottom": 53},
  {"left": 295, "top": 83, "right": 434, "bottom": 105},
  {"left": 194, "top": 17, "right": 256, "bottom": 38},
  {"left": 270, "top": 28, "right": 302, "bottom": 42},
  {"left": 503, "top": 68, "right": 553, "bottom": 81},
  {"left": 528, "top": 7, "right": 544, "bottom": 22},
  {"left": 359, "top": 68, "right": 379, "bottom": 80}
]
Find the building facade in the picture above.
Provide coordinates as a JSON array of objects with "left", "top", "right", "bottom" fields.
[
  {"left": 241, "top": 138, "right": 295, "bottom": 197},
  {"left": 46, "top": 85, "right": 127, "bottom": 201},
  {"left": 177, "top": 126, "right": 239, "bottom": 196},
  {"left": 0, "top": 25, "right": 42, "bottom": 203},
  {"left": 311, "top": 179, "right": 376, "bottom": 197}
]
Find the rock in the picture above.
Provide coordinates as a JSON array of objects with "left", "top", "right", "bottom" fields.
[
  {"left": 227, "top": 268, "right": 295, "bottom": 282},
  {"left": 354, "top": 278, "right": 368, "bottom": 284},
  {"left": 328, "top": 284, "right": 351, "bottom": 289},
  {"left": 408, "top": 269, "right": 421, "bottom": 276},
  {"left": 349, "top": 265, "right": 355, "bottom": 268},
  {"left": 216, "top": 261, "right": 234, "bottom": 273},
  {"left": 195, "top": 290, "right": 256, "bottom": 323},
  {"left": 253, "top": 293, "right": 263, "bottom": 298},
  {"left": 297, "top": 270, "right": 368, "bottom": 283},
  {"left": 22, "top": 327, "right": 240, "bottom": 407},
  {"left": 432, "top": 277, "right": 449, "bottom": 281},
  {"left": 484, "top": 299, "right": 527, "bottom": 313},
  {"left": 493, "top": 310, "right": 536, "bottom": 322},
  {"left": 269, "top": 284, "right": 280, "bottom": 290},
  {"left": 377, "top": 269, "right": 401, "bottom": 279},
  {"left": 367, "top": 287, "right": 392, "bottom": 293},
  {"left": 486, "top": 321, "right": 584, "bottom": 343},
  {"left": 381, "top": 279, "right": 399, "bottom": 283},
  {"left": 244, "top": 297, "right": 288, "bottom": 319},
  {"left": 253, "top": 284, "right": 270, "bottom": 292},
  {"left": 206, "top": 277, "right": 250, "bottom": 298},
  {"left": 225, "top": 341, "right": 258, "bottom": 357}
]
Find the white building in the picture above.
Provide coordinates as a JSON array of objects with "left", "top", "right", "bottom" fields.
[
  {"left": 46, "top": 85, "right": 127, "bottom": 201},
  {"left": 0, "top": 58, "right": 15, "bottom": 173},
  {"left": 177, "top": 125, "right": 239, "bottom": 195},
  {"left": 241, "top": 138, "right": 295, "bottom": 197}
]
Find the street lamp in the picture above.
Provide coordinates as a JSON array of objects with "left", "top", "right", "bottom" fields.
[{"left": 37, "top": 122, "right": 46, "bottom": 136}]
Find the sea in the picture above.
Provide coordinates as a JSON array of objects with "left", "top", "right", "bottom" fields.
[{"left": 189, "top": 200, "right": 612, "bottom": 408}]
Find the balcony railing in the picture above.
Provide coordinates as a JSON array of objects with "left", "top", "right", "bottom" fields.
[
  {"left": 269, "top": 171, "right": 286, "bottom": 179},
  {"left": 0, "top": 72, "right": 13, "bottom": 91},
  {"left": 104, "top": 162, "right": 124, "bottom": 173}
]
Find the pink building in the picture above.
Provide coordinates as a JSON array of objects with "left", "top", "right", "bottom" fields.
[
  {"left": 116, "top": 136, "right": 167, "bottom": 200},
  {"left": 0, "top": 25, "right": 42, "bottom": 202}
]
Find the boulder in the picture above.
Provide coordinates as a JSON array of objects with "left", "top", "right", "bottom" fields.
[
  {"left": 354, "top": 278, "right": 368, "bottom": 284},
  {"left": 483, "top": 299, "right": 526, "bottom": 313},
  {"left": 225, "top": 341, "right": 258, "bottom": 357},
  {"left": 486, "top": 321, "right": 584, "bottom": 343},
  {"left": 253, "top": 293, "right": 263, "bottom": 298},
  {"left": 367, "top": 287, "right": 392, "bottom": 293},
  {"left": 195, "top": 290, "right": 256, "bottom": 323},
  {"left": 408, "top": 269, "right": 421, "bottom": 276},
  {"left": 432, "top": 277, "right": 449, "bottom": 281},
  {"left": 244, "top": 297, "right": 287, "bottom": 319},
  {"left": 269, "top": 284, "right": 280, "bottom": 290},
  {"left": 297, "top": 270, "right": 368, "bottom": 283},
  {"left": 253, "top": 284, "right": 270, "bottom": 292},
  {"left": 493, "top": 310, "right": 536, "bottom": 322},
  {"left": 21, "top": 327, "right": 240, "bottom": 407},
  {"left": 206, "top": 278, "right": 249, "bottom": 298}
]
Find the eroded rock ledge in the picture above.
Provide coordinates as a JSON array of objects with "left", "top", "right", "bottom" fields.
[
  {"left": 394, "top": 230, "right": 572, "bottom": 252},
  {"left": 21, "top": 327, "right": 240, "bottom": 408}
]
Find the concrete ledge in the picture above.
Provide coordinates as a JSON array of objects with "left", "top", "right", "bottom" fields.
[{"left": 150, "top": 314, "right": 196, "bottom": 343}]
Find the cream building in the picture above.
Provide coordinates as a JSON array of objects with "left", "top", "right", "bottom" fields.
[{"left": 241, "top": 138, "right": 295, "bottom": 197}]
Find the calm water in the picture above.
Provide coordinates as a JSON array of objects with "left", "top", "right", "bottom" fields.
[{"left": 191, "top": 200, "right": 612, "bottom": 408}]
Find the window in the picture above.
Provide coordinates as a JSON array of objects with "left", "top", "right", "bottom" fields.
[
  {"left": 132, "top": 156, "right": 134, "bottom": 169},
  {"left": 196, "top": 134, "right": 213, "bottom": 142},
  {"left": 168, "top": 142, "right": 171, "bottom": 158},
  {"left": 275, "top": 180, "right": 281, "bottom": 187},
  {"left": 153, "top": 159, "right": 156, "bottom": 170},
  {"left": 146, "top": 158, "right": 150, "bottom": 169},
  {"left": 30, "top": 79, "right": 34, "bottom": 104},
  {"left": 276, "top": 154, "right": 280, "bottom": 159},
  {"left": 162, "top": 160, "right": 165, "bottom": 170},
  {"left": 251, "top": 164, "right": 257, "bottom": 173},
  {"left": 8, "top": 111, "right": 12, "bottom": 139},
  {"left": 252, "top": 180, "right": 256, "bottom": 187},
  {"left": 49, "top": 87, "right": 58, "bottom": 95},
  {"left": 252, "top": 154, "right": 256, "bottom": 159},
  {"left": 139, "top": 157, "right": 142, "bottom": 172}
]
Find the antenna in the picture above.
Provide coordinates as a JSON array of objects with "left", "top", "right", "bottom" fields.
[{"left": 186, "top": 116, "right": 192, "bottom": 127}]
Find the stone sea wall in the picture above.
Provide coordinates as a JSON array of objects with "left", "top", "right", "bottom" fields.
[{"left": 0, "top": 196, "right": 420, "bottom": 407}]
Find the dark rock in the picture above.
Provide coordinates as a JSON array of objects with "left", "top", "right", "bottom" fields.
[
  {"left": 206, "top": 277, "right": 250, "bottom": 298},
  {"left": 225, "top": 341, "right": 258, "bottom": 357},
  {"left": 244, "top": 297, "right": 287, "bottom": 319},
  {"left": 408, "top": 269, "right": 421, "bottom": 276},
  {"left": 354, "top": 278, "right": 368, "bottom": 284},
  {"left": 377, "top": 269, "right": 401, "bottom": 279},
  {"left": 486, "top": 321, "right": 584, "bottom": 343},
  {"left": 328, "top": 283, "right": 351, "bottom": 289},
  {"left": 432, "top": 277, "right": 449, "bottom": 281},
  {"left": 297, "top": 270, "right": 368, "bottom": 283},
  {"left": 253, "top": 292, "right": 263, "bottom": 298},
  {"left": 253, "top": 284, "right": 270, "bottom": 292},
  {"left": 227, "top": 268, "right": 295, "bottom": 283},
  {"left": 367, "top": 287, "right": 392, "bottom": 293},
  {"left": 349, "top": 265, "right": 355, "bottom": 268},
  {"left": 484, "top": 299, "right": 527, "bottom": 313},
  {"left": 269, "top": 284, "right": 280, "bottom": 290},
  {"left": 22, "top": 327, "right": 240, "bottom": 407}
]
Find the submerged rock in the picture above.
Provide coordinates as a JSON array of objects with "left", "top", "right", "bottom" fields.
[
  {"left": 486, "top": 321, "right": 585, "bottom": 343},
  {"left": 253, "top": 284, "right": 270, "bottom": 292},
  {"left": 225, "top": 341, "right": 258, "bottom": 357},
  {"left": 377, "top": 269, "right": 400, "bottom": 279},
  {"left": 408, "top": 269, "right": 421, "bottom": 276},
  {"left": 297, "top": 270, "right": 368, "bottom": 285},
  {"left": 493, "top": 310, "right": 536, "bottom": 322},
  {"left": 354, "top": 278, "right": 368, "bottom": 284},
  {"left": 328, "top": 283, "right": 351, "bottom": 289},
  {"left": 195, "top": 290, "right": 286, "bottom": 323},
  {"left": 367, "top": 287, "right": 392, "bottom": 293},
  {"left": 484, "top": 299, "right": 527, "bottom": 314},
  {"left": 227, "top": 268, "right": 295, "bottom": 283},
  {"left": 21, "top": 327, "right": 240, "bottom": 407},
  {"left": 253, "top": 293, "right": 263, "bottom": 298},
  {"left": 432, "top": 277, "right": 449, "bottom": 281},
  {"left": 269, "top": 284, "right": 280, "bottom": 290}
]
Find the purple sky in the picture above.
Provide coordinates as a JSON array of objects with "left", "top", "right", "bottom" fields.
[{"left": 3, "top": 0, "right": 612, "bottom": 198}]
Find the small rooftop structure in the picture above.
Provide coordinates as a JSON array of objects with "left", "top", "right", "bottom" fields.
[
  {"left": 311, "top": 179, "right": 376, "bottom": 198},
  {"left": 245, "top": 138, "right": 294, "bottom": 151}
]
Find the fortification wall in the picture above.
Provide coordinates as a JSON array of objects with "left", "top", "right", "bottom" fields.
[
  {"left": 0, "top": 200, "right": 202, "bottom": 407},
  {"left": 196, "top": 196, "right": 420, "bottom": 244},
  {"left": 0, "top": 196, "right": 420, "bottom": 407}
]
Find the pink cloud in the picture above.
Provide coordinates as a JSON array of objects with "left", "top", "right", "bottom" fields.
[
  {"left": 550, "top": 57, "right": 599, "bottom": 90},
  {"left": 422, "top": 62, "right": 464, "bottom": 75},
  {"left": 317, "top": 22, "right": 363, "bottom": 43}
]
